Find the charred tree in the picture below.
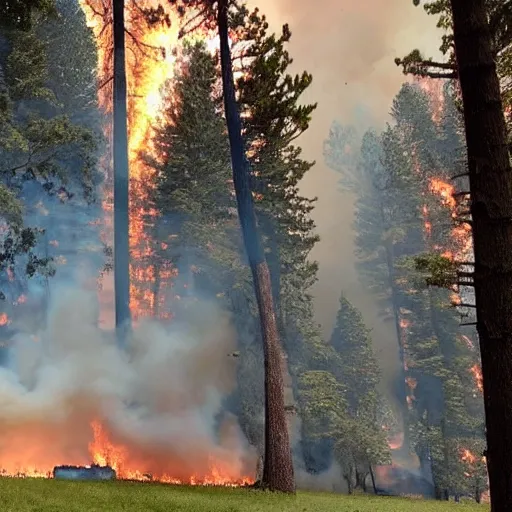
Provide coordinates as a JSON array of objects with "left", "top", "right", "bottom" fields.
[
  {"left": 217, "top": 0, "right": 295, "bottom": 493},
  {"left": 113, "top": 0, "right": 131, "bottom": 341},
  {"left": 450, "top": 0, "right": 512, "bottom": 510}
]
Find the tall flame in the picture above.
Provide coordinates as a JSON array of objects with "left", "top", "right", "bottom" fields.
[{"left": 0, "top": 1, "right": 255, "bottom": 487}]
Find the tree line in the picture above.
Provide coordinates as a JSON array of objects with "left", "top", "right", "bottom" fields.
[
  {"left": 325, "top": 80, "right": 488, "bottom": 501},
  {"left": 0, "top": 0, "right": 393, "bottom": 495},
  {"left": 392, "top": 0, "right": 512, "bottom": 509},
  {"left": 3, "top": 0, "right": 512, "bottom": 507}
]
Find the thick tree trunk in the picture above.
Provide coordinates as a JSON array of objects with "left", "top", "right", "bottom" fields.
[
  {"left": 113, "top": 0, "right": 131, "bottom": 342},
  {"left": 450, "top": 1, "right": 512, "bottom": 510},
  {"left": 217, "top": 0, "right": 295, "bottom": 493}
]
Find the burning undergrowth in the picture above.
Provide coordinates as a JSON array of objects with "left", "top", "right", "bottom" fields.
[{"left": 0, "top": 286, "right": 256, "bottom": 485}]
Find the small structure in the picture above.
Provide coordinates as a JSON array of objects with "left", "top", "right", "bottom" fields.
[{"left": 53, "top": 464, "right": 116, "bottom": 481}]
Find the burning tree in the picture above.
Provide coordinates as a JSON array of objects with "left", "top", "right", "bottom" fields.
[
  {"left": 394, "top": 0, "right": 512, "bottom": 507},
  {"left": 325, "top": 79, "right": 487, "bottom": 500},
  {"left": 123, "top": 0, "right": 320, "bottom": 491},
  {"left": 144, "top": 41, "right": 237, "bottom": 318}
]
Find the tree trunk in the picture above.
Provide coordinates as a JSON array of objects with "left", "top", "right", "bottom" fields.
[
  {"left": 113, "top": 0, "right": 131, "bottom": 342},
  {"left": 369, "top": 464, "right": 377, "bottom": 494},
  {"left": 383, "top": 230, "right": 410, "bottom": 452},
  {"left": 344, "top": 469, "right": 353, "bottom": 494},
  {"left": 217, "top": 0, "right": 295, "bottom": 493},
  {"left": 450, "top": 1, "right": 512, "bottom": 510}
]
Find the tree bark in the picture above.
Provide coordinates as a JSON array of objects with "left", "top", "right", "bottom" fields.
[
  {"left": 450, "top": 1, "right": 512, "bottom": 510},
  {"left": 113, "top": 0, "right": 131, "bottom": 342},
  {"left": 217, "top": 0, "right": 295, "bottom": 493}
]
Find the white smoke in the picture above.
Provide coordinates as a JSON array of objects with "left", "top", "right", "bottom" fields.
[{"left": 0, "top": 285, "right": 255, "bottom": 481}]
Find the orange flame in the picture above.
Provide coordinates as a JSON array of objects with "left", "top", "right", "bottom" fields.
[
  {"left": 416, "top": 77, "right": 445, "bottom": 125},
  {"left": 88, "top": 420, "right": 253, "bottom": 485},
  {"left": 428, "top": 178, "right": 456, "bottom": 210},
  {"left": 405, "top": 376, "right": 417, "bottom": 391},
  {"left": 0, "top": 0, "right": 251, "bottom": 490},
  {"left": 0, "top": 313, "right": 9, "bottom": 326},
  {"left": 470, "top": 364, "right": 483, "bottom": 392},
  {"left": 400, "top": 318, "right": 411, "bottom": 329},
  {"left": 461, "top": 448, "right": 476, "bottom": 464},
  {"left": 387, "top": 431, "right": 404, "bottom": 451}
]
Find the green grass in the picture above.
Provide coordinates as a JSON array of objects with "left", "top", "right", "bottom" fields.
[{"left": 0, "top": 478, "right": 489, "bottom": 512}]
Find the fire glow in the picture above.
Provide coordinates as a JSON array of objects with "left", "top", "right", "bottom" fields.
[
  {"left": 0, "top": 2, "right": 255, "bottom": 487},
  {"left": 470, "top": 364, "right": 483, "bottom": 393},
  {"left": 0, "top": 290, "right": 255, "bottom": 485}
]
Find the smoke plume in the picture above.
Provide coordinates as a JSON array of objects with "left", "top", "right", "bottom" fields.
[
  {"left": 0, "top": 285, "right": 255, "bottom": 481},
  {"left": 248, "top": 0, "right": 443, "bottom": 384}
]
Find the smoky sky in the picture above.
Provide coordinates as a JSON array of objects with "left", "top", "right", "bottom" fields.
[{"left": 246, "top": 0, "right": 443, "bottom": 388}]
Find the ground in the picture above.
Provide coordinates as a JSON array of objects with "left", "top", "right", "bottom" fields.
[{"left": 0, "top": 478, "right": 488, "bottom": 512}]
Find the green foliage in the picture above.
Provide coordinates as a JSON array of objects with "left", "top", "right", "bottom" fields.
[
  {"left": 414, "top": 253, "right": 460, "bottom": 288},
  {"left": 234, "top": 5, "right": 319, "bottom": 326},
  {"left": 0, "top": 0, "right": 56, "bottom": 30},
  {"left": 298, "top": 295, "right": 392, "bottom": 492},
  {"left": 329, "top": 295, "right": 392, "bottom": 490},
  {"left": 144, "top": 40, "right": 241, "bottom": 309},
  {"left": 0, "top": 23, "right": 98, "bottom": 198},
  {"left": 325, "top": 80, "right": 486, "bottom": 499},
  {"left": 0, "top": 1, "right": 100, "bottom": 300},
  {"left": 330, "top": 296, "right": 380, "bottom": 412}
]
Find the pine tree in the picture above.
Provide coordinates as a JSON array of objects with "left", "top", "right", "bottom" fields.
[
  {"left": 324, "top": 119, "right": 421, "bottom": 453},
  {"left": 0, "top": 10, "right": 99, "bottom": 305},
  {"left": 329, "top": 295, "right": 391, "bottom": 491},
  {"left": 233, "top": 6, "right": 322, "bottom": 475},
  {"left": 145, "top": 40, "right": 238, "bottom": 313},
  {"left": 235, "top": 9, "right": 318, "bottom": 355},
  {"left": 0, "top": 0, "right": 56, "bottom": 31},
  {"left": 325, "top": 79, "right": 487, "bottom": 499}
]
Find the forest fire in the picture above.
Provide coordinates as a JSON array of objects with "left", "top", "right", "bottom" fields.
[
  {"left": 88, "top": 421, "right": 253, "bottom": 486},
  {"left": 428, "top": 178, "right": 456, "bottom": 211},
  {"left": 387, "top": 432, "right": 404, "bottom": 451},
  {"left": 79, "top": 0, "right": 189, "bottom": 321},
  {"left": 0, "top": 417, "right": 254, "bottom": 486},
  {"left": 0, "top": 288, "right": 255, "bottom": 485},
  {"left": 0, "top": 2, "right": 254, "bottom": 488},
  {"left": 461, "top": 448, "right": 476, "bottom": 464},
  {"left": 417, "top": 78, "right": 444, "bottom": 125}
]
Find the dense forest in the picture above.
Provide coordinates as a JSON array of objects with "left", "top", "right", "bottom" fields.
[
  {"left": 0, "top": 0, "right": 393, "bottom": 494},
  {"left": 1, "top": 0, "right": 510, "bottom": 505},
  {"left": 325, "top": 80, "right": 486, "bottom": 501}
]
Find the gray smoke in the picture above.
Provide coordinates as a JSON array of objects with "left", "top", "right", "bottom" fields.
[
  {"left": 0, "top": 284, "right": 255, "bottom": 481},
  {"left": 247, "top": 0, "right": 442, "bottom": 340}
]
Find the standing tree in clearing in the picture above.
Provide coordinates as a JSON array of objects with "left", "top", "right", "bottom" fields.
[
  {"left": 112, "top": 0, "right": 131, "bottom": 341},
  {"left": 171, "top": 0, "right": 296, "bottom": 492}
]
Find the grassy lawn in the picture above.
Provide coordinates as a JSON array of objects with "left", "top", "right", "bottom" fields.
[{"left": 0, "top": 478, "right": 489, "bottom": 512}]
